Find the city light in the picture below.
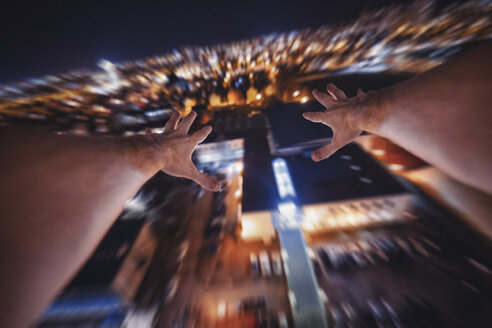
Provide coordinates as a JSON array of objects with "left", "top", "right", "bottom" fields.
[
  {"left": 288, "top": 291, "right": 297, "bottom": 308},
  {"left": 272, "top": 158, "right": 296, "bottom": 200},
  {"left": 123, "top": 193, "right": 147, "bottom": 213},
  {"left": 217, "top": 301, "right": 226, "bottom": 319},
  {"left": 240, "top": 212, "right": 276, "bottom": 242},
  {"left": 388, "top": 163, "right": 405, "bottom": 171},
  {"left": 234, "top": 189, "right": 242, "bottom": 199},
  {"left": 371, "top": 149, "right": 387, "bottom": 156},
  {"left": 300, "top": 195, "right": 414, "bottom": 233},
  {"left": 278, "top": 201, "right": 297, "bottom": 218},
  {"left": 234, "top": 161, "right": 244, "bottom": 174},
  {"left": 97, "top": 59, "right": 115, "bottom": 72},
  {"left": 241, "top": 217, "right": 258, "bottom": 239},
  {"left": 1, "top": 1, "right": 490, "bottom": 134}
]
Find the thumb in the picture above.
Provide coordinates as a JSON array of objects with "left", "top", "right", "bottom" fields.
[
  {"left": 311, "top": 142, "right": 342, "bottom": 162},
  {"left": 303, "top": 111, "right": 324, "bottom": 123},
  {"left": 190, "top": 167, "right": 221, "bottom": 191}
]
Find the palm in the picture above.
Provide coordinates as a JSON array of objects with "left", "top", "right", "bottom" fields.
[
  {"left": 144, "top": 111, "right": 220, "bottom": 191},
  {"left": 303, "top": 83, "right": 364, "bottom": 161}
]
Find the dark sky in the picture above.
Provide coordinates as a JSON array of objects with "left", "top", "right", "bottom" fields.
[{"left": 1, "top": 0, "right": 405, "bottom": 83}]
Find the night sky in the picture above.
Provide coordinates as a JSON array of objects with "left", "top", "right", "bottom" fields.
[{"left": 1, "top": 0, "right": 410, "bottom": 83}]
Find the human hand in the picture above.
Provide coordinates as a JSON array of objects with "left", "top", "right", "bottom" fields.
[
  {"left": 130, "top": 111, "right": 221, "bottom": 191},
  {"left": 303, "top": 83, "right": 368, "bottom": 162}
]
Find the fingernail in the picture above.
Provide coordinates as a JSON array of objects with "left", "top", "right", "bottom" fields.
[
  {"left": 312, "top": 153, "right": 319, "bottom": 161},
  {"left": 213, "top": 182, "right": 221, "bottom": 191}
]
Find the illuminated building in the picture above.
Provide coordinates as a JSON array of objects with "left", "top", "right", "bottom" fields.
[{"left": 36, "top": 219, "right": 157, "bottom": 327}]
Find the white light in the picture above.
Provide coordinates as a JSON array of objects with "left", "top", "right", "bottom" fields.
[
  {"left": 300, "top": 96, "right": 309, "bottom": 103},
  {"left": 256, "top": 93, "right": 262, "bottom": 100},
  {"left": 318, "top": 289, "right": 329, "bottom": 303},
  {"left": 235, "top": 190, "right": 242, "bottom": 198},
  {"left": 349, "top": 165, "right": 361, "bottom": 171},
  {"left": 292, "top": 90, "right": 300, "bottom": 97},
  {"left": 278, "top": 201, "right": 296, "bottom": 217},
  {"left": 124, "top": 194, "right": 146, "bottom": 212},
  {"left": 217, "top": 301, "right": 226, "bottom": 319},
  {"left": 281, "top": 249, "right": 289, "bottom": 261},
  {"left": 234, "top": 161, "right": 244, "bottom": 173},
  {"left": 288, "top": 291, "right": 297, "bottom": 307},
  {"left": 272, "top": 158, "right": 296, "bottom": 199},
  {"left": 302, "top": 221, "right": 315, "bottom": 231},
  {"left": 240, "top": 219, "right": 257, "bottom": 239},
  {"left": 97, "top": 59, "right": 115, "bottom": 71},
  {"left": 371, "top": 149, "right": 386, "bottom": 156},
  {"left": 388, "top": 163, "right": 405, "bottom": 171}
]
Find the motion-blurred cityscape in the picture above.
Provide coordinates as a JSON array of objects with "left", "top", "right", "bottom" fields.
[
  {"left": 1, "top": 0, "right": 491, "bottom": 135},
  {"left": 3, "top": 0, "right": 491, "bottom": 327}
]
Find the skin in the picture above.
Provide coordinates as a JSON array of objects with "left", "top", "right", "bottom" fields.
[
  {"left": 304, "top": 41, "right": 492, "bottom": 195},
  {"left": 0, "top": 110, "right": 219, "bottom": 328}
]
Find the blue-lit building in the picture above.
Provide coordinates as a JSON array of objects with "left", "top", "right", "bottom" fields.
[{"left": 36, "top": 219, "right": 157, "bottom": 327}]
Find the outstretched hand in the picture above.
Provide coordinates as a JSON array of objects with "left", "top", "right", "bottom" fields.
[
  {"left": 138, "top": 110, "right": 221, "bottom": 191},
  {"left": 303, "top": 83, "right": 367, "bottom": 162}
]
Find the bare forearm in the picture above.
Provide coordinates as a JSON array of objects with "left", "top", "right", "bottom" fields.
[
  {"left": 0, "top": 111, "right": 217, "bottom": 328},
  {"left": 367, "top": 42, "right": 492, "bottom": 193},
  {"left": 0, "top": 128, "right": 155, "bottom": 327}
]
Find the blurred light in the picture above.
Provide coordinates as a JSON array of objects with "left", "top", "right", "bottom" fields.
[
  {"left": 371, "top": 149, "right": 386, "bottom": 156},
  {"left": 302, "top": 208, "right": 321, "bottom": 230},
  {"left": 272, "top": 158, "right": 296, "bottom": 199},
  {"left": 281, "top": 249, "right": 289, "bottom": 262},
  {"left": 318, "top": 289, "right": 329, "bottom": 303},
  {"left": 304, "top": 222, "right": 316, "bottom": 231},
  {"left": 97, "top": 59, "right": 115, "bottom": 72},
  {"left": 388, "top": 163, "right": 405, "bottom": 171},
  {"left": 2, "top": 0, "right": 490, "bottom": 135},
  {"left": 278, "top": 201, "right": 297, "bottom": 218},
  {"left": 240, "top": 212, "right": 276, "bottom": 243},
  {"left": 288, "top": 291, "right": 297, "bottom": 307},
  {"left": 150, "top": 127, "right": 165, "bottom": 134},
  {"left": 124, "top": 193, "right": 147, "bottom": 213},
  {"left": 234, "top": 161, "right": 244, "bottom": 174},
  {"left": 217, "top": 301, "right": 226, "bottom": 319},
  {"left": 240, "top": 218, "right": 257, "bottom": 239}
]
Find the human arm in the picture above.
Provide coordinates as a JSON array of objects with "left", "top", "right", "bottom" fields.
[
  {"left": 0, "top": 110, "right": 219, "bottom": 328},
  {"left": 303, "top": 41, "right": 492, "bottom": 194}
]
